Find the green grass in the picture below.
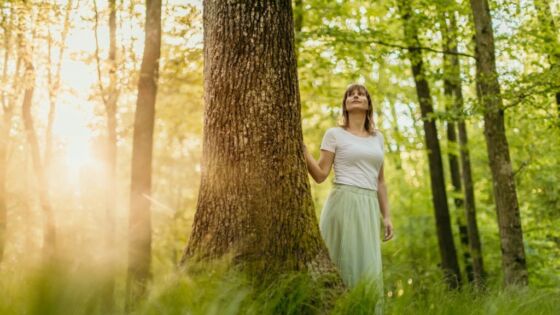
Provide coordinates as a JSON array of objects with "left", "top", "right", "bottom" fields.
[{"left": 1, "top": 259, "right": 558, "bottom": 315}]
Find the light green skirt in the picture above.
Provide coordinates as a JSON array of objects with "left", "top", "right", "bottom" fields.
[{"left": 319, "top": 183, "right": 384, "bottom": 294}]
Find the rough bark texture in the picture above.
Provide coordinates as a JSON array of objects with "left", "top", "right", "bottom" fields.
[
  {"left": 398, "top": 0, "right": 462, "bottom": 288},
  {"left": 469, "top": 0, "right": 528, "bottom": 286},
  {"left": 183, "top": 0, "right": 337, "bottom": 278},
  {"left": 445, "top": 11, "right": 485, "bottom": 287},
  {"left": 126, "top": 0, "right": 161, "bottom": 305}
]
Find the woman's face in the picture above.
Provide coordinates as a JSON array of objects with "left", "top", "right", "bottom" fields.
[{"left": 345, "top": 88, "right": 369, "bottom": 113}]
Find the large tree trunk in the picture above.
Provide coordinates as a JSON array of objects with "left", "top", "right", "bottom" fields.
[
  {"left": 439, "top": 13, "right": 473, "bottom": 284},
  {"left": 182, "top": 0, "right": 336, "bottom": 279},
  {"left": 469, "top": 0, "right": 528, "bottom": 286},
  {"left": 445, "top": 11, "right": 485, "bottom": 287},
  {"left": 126, "top": 0, "right": 161, "bottom": 306},
  {"left": 398, "top": 0, "right": 461, "bottom": 288}
]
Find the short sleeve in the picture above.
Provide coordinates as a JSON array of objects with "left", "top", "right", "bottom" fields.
[{"left": 320, "top": 128, "right": 337, "bottom": 153}]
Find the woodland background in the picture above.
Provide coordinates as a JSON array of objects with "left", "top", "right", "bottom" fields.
[{"left": 0, "top": 0, "right": 559, "bottom": 314}]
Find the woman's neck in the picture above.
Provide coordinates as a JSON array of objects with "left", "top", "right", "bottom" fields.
[{"left": 346, "top": 111, "right": 367, "bottom": 133}]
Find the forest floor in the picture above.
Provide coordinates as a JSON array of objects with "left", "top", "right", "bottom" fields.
[{"left": 1, "top": 258, "right": 559, "bottom": 315}]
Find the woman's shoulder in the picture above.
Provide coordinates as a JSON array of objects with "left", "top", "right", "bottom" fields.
[
  {"left": 325, "top": 126, "right": 343, "bottom": 135},
  {"left": 374, "top": 129, "right": 385, "bottom": 147}
]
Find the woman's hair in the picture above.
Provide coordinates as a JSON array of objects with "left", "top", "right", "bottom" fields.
[{"left": 339, "top": 83, "right": 376, "bottom": 135}]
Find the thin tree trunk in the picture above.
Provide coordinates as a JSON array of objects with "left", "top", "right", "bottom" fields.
[
  {"left": 45, "top": 1, "right": 72, "bottom": 172},
  {"left": 126, "top": 0, "right": 161, "bottom": 307},
  {"left": 19, "top": 24, "right": 56, "bottom": 260},
  {"left": 93, "top": 0, "right": 118, "bottom": 309},
  {"left": 445, "top": 11, "right": 485, "bottom": 287},
  {"left": 104, "top": 0, "right": 118, "bottom": 308},
  {"left": 439, "top": 13, "right": 473, "bottom": 284},
  {"left": 0, "top": 7, "right": 15, "bottom": 263},
  {"left": 378, "top": 57, "right": 403, "bottom": 169},
  {"left": 398, "top": 0, "right": 462, "bottom": 288},
  {"left": 469, "top": 0, "right": 528, "bottom": 286},
  {"left": 533, "top": 0, "right": 560, "bottom": 118},
  {"left": 183, "top": 0, "right": 338, "bottom": 281},
  {"left": 387, "top": 101, "right": 403, "bottom": 170}
]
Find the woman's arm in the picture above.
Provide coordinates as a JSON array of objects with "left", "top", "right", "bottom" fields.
[
  {"left": 303, "top": 145, "right": 335, "bottom": 184},
  {"left": 377, "top": 164, "right": 394, "bottom": 241}
]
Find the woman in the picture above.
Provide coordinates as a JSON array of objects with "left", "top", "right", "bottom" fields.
[{"left": 303, "top": 83, "right": 393, "bottom": 293}]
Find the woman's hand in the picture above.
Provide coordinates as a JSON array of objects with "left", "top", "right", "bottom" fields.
[
  {"left": 302, "top": 144, "right": 335, "bottom": 184},
  {"left": 383, "top": 217, "right": 394, "bottom": 241}
]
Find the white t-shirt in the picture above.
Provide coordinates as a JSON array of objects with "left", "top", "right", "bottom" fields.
[{"left": 320, "top": 127, "right": 384, "bottom": 191}]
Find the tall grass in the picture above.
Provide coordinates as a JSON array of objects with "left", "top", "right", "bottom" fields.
[{"left": 1, "top": 258, "right": 558, "bottom": 315}]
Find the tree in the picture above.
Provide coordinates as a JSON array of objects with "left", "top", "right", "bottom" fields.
[
  {"left": 441, "top": 26, "right": 473, "bottom": 283},
  {"left": 441, "top": 9, "right": 485, "bottom": 287},
  {"left": 18, "top": 2, "right": 57, "bottom": 260},
  {"left": 533, "top": 0, "right": 560, "bottom": 116},
  {"left": 44, "top": 0, "right": 72, "bottom": 178},
  {"left": 182, "top": 0, "right": 336, "bottom": 278},
  {"left": 397, "top": 0, "right": 462, "bottom": 288},
  {"left": 93, "top": 0, "right": 119, "bottom": 308},
  {"left": 0, "top": 3, "right": 19, "bottom": 263},
  {"left": 469, "top": 0, "right": 528, "bottom": 286},
  {"left": 126, "top": 0, "right": 161, "bottom": 305}
]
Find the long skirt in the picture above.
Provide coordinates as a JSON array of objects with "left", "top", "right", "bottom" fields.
[{"left": 319, "top": 183, "right": 384, "bottom": 295}]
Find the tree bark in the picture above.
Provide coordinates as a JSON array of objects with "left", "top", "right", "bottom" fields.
[
  {"left": 182, "top": 0, "right": 337, "bottom": 279},
  {"left": 445, "top": 11, "right": 485, "bottom": 287},
  {"left": 126, "top": 0, "right": 161, "bottom": 306},
  {"left": 398, "top": 0, "right": 461, "bottom": 288},
  {"left": 469, "top": 0, "right": 528, "bottom": 286}
]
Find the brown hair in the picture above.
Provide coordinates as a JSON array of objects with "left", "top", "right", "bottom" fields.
[{"left": 339, "top": 83, "right": 376, "bottom": 135}]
